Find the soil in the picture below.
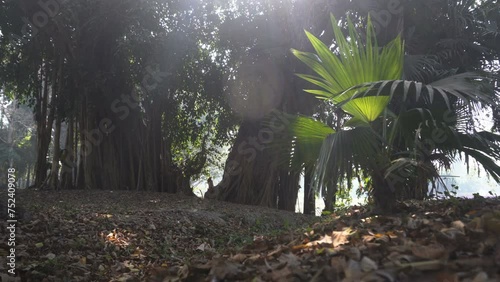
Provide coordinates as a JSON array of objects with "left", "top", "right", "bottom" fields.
[{"left": 0, "top": 190, "right": 499, "bottom": 281}]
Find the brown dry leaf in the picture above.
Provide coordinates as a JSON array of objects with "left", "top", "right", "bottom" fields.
[
  {"left": 363, "top": 232, "right": 390, "bottom": 243},
  {"left": 271, "top": 266, "right": 293, "bottom": 282},
  {"left": 483, "top": 213, "right": 500, "bottom": 235},
  {"left": 195, "top": 242, "right": 213, "bottom": 252},
  {"left": 267, "top": 245, "right": 287, "bottom": 258},
  {"left": 435, "top": 271, "right": 458, "bottom": 282},
  {"left": 467, "top": 217, "right": 484, "bottom": 232},
  {"left": 411, "top": 244, "right": 446, "bottom": 260},
  {"left": 332, "top": 228, "right": 353, "bottom": 247},
  {"left": 308, "top": 234, "right": 333, "bottom": 247},
  {"left": 291, "top": 244, "right": 310, "bottom": 251},
  {"left": 277, "top": 253, "right": 301, "bottom": 268},
  {"left": 246, "top": 254, "right": 262, "bottom": 263},
  {"left": 10, "top": 188, "right": 500, "bottom": 281},
  {"left": 230, "top": 253, "right": 248, "bottom": 263},
  {"left": 249, "top": 238, "right": 270, "bottom": 253},
  {"left": 450, "top": 220, "right": 465, "bottom": 232},
  {"left": 79, "top": 256, "right": 87, "bottom": 265},
  {"left": 209, "top": 259, "right": 242, "bottom": 280}
]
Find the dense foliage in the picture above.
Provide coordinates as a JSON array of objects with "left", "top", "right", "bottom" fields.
[
  {"left": 290, "top": 14, "right": 499, "bottom": 212},
  {"left": 0, "top": 0, "right": 498, "bottom": 213}
]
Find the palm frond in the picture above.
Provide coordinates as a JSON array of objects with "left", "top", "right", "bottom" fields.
[
  {"left": 336, "top": 72, "right": 494, "bottom": 110},
  {"left": 461, "top": 148, "right": 500, "bottom": 183},
  {"left": 403, "top": 54, "right": 441, "bottom": 82},
  {"left": 292, "top": 14, "right": 403, "bottom": 103},
  {"left": 313, "top": 127, "right": 383, "bottom": 191},
  {"left": 263, "top": 114, "right": 334, "bottom": 170},
  {"left": 384, "top": 157, "right": 440, "bottom": 181}
]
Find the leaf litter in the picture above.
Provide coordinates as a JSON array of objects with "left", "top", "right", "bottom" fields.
[{"left": 0, "top": 190, "right": 499, "bottom": 281}]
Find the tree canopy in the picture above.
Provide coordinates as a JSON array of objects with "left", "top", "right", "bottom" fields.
[{"left": 0, "top": 0, "right": 498, "bottom": 213}]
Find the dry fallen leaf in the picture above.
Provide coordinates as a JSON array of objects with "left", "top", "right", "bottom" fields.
[
  {"left": 271, "top": 267, "right": 293, "bottom": 282},
  {"left": 209, "top": 259, "right": 242, "bottom": 280},
  {"left": 411, "top": 243, "right": 446, "bottom": 260},
  {"left": 435, "top": 271, "right": 458, "bottom": 282},
  {"left": 278, "top": 253, "right": 301, "bottom": 268},
  {"left": 332, "top": 228, "right": 353, "bottom": 247},
  {"left": 483, "top": 213, "right": 500, "bottom": 235},
  {"left": 230, "top": 253, "right": 248, "bottom": 263},
  {"left": 467, "top": 217, "right": 484, "bottom": 233}
]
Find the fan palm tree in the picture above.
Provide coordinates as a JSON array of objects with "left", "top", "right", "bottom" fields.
[{"left": 285, "top": 14, "right": 500, "bottom": 213}]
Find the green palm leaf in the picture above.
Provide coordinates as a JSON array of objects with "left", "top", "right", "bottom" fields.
[
  {"left": 263, "top": 114, "right": 335, "bottom": 169},
  {"left": 292, "top": 12, "right": 500, "bottom": 206},
  {"left": 341, "top": 96, "right": 390, "bottom": 123},
  {"left": 336, "top": 73, "right": 493, "bottom": 109},
  {"left": 292, "top": 14, "right": 404, "bottom": 105},
  {"left": 313, "top": 127, "right": 383, "bottom": 189}
]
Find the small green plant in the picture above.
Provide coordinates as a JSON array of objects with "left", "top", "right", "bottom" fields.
[{"left": 321, "top": 210, "right": 332, "bottom": 216}]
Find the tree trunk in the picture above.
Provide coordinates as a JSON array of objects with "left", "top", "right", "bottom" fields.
[
  {"left": 277, "top": 170, "right": 300, "bottom": 211},
  {"left": 60, "top": 118, "right": 75, "bottom": 190},
  {"left": 47, "top": 115, "right": 62, "bottom": 189},
  {"left": 26, "top": 164, "right": 31, "bottom": 188},
  {"left": 303, "top": 166, "right": 315, "bottom": 215},
  {"left": 372, "top": 172, "right": 397, "bottom": 214},
  {"left": 323, "top": 180, "right": 337, "bottom": 212},
  {"left": 414, "top": 166, "right": 428, "bottom": 200},
  {"left": 34, "top": 62, "right": 55, "bottom": 188},
  {"left": 6, "top": 99, "right": 16, "bottom": 167},
  {"left": 217, "top": 120, "right": 279, "bottom": 207}
]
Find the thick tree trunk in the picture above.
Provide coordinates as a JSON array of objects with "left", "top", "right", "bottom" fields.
[
  {"left": 141, "top": 100, "right": 163, "bottom": 193},
  {"left": 217, "top": 120, "right": 279, "bottom": 207},
  {"left": 81, "top": 93, "right": 101, "bottom": 189}
]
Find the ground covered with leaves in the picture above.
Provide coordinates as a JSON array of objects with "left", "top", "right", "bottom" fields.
[{"left": 0, "top": 190, "right": 499, "bottom": 281}]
